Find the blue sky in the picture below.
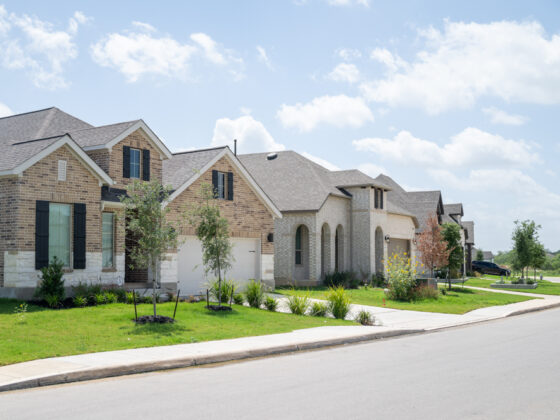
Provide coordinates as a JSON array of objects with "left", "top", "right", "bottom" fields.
[{"left": 1, "top": 0, "right": 559, "bottom": 252}]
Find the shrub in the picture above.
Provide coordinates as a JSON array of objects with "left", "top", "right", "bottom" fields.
[
  {"left": 413, "top": 285, "right": 439, "bottom": 300},
  {"left": 355, "top": 309, "right": 374, "bottom": 326},
  {"left": 371, "top": 273, "right": 385, "bottom": 288},
  {"left": 35, "top": 257, "right": 65, "bottom": 308},
  {"left": 95, "top": 293, "right": 107, "bottom": 305},
  {"left": 324, "top": 271, "right": 358, "bottom": 288},
  {"left": 527, "top": 279, "right": 535, "bottom": 285},
  {"left": 208, "top": 278, "right": 236, "bottom": 304},
  {"left": 327, "top": 286, "right": 351, "bottom": 319},
  {"left": 264, "top": 296, "right": 278, "bottom": 312},
  {"left": 114, "top": 288, "right": 127, "bottom": 303},
  {"left": 143, "top": 295, "right": 153, "bottom": 304},
  {"left": 245, "top": 280, "right": 265, "bottom": 308},
  {"left": 126, "top": 292, "right": 136, "bottom": 304},
  {"left": 73, "top": 295, "right": 88, "bottom": 307},
  {"left": 385, "top": 253, "right": 418, "bottom": 302},
  {"left": 104, "top": 292, "right": 118, "bottom": 304},
  {"left": 309, "top": 301, "right": 328, "bottom": 317},
  {"left": 287, "top": 294, "right": 309, "bottom": 315},
  {"left": 441, "top": 288, "right": 447, "bottom": 296},
  {"left": 233, "top": 293, "right": 245, "bottom": 305}
]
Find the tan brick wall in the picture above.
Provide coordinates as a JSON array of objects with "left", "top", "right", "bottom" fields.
[
  {"left": 166, "top": 156, "right": 275, "bottom": 255},
  {"left": 85, "top": 129, "right": 163, "bottom": 190},
  {"left": 0, "top": 145, "right": 126, "bottom": 285}
]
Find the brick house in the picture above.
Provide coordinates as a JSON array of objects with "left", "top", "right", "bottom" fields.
[
  {"left": 0, "top": 108, "right": 279, "bottom": 298},
  {"left": 239, "top": 151, "right": 419, "bottom": 286}
]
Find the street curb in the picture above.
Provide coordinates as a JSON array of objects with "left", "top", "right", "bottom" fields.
[
  {"left": 506, "top": 301, "right": 560, "bottom": 317},
  {"left": 0, "top": 328, "right": 422, "bottom": 393}
]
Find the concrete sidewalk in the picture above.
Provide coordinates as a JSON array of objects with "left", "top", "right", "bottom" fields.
[{"left": 1, "top": 289, "right": 559, "bottom": 393}]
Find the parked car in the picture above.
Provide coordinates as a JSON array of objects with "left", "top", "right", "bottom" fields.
[{"left": 472, "top": 261, "right": 511, "bottom": 276}]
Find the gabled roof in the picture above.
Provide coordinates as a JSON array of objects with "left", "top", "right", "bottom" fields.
[
  {"left": 463, "top": 221, "right": 475, "bottom": 244},
  {"left": 69, "top": 120, "right": 140, "bottom": 148},
  {"left": 163, "top": 147, "right": 281, "bottom": 219},
  {"left": 444, "top": 203, "right": 464, "bottom": 217},
  {"left": 239, "top": 151, "right": 388, "bottom": 212}
]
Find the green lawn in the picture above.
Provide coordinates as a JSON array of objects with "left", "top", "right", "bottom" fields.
[
  {"left": 276, "top": 286, "right": 535, "bottom": 315},
  {"left": 0, "top": 300, "right": 351, "bottom": 366},
  {"left": 467, "top": 277, "right": 560, "bottom": 295}
]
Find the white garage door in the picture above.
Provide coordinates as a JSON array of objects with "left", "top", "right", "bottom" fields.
[{"left": 177, "top": 236, "right": 260, "bottom": 296}]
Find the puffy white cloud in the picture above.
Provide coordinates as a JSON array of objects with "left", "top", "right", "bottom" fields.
[
  {"left": 327, "top": 63, "right": 360, "bottom": 83},
  {"left": 482, "top": 107, "right": 528, "bottom": 126},
  {"left": 353, "top": 127, "right": 540, "bottom": 169},
  {"left": 360, "top": 20, "right": 560, "bottom": 114},
  {"left": 211, "top": 115, "right": 285, "bottom": 153},
  {"left": 357, "top": 162, "right": 386, "bottom": 177},
  {"left": 92, "top": 26, "right": 243, "bottom": 82},
  {"left": 301, "top": 152, "right": 340, "bottom": 171},
  {"left": 0, "top": 102, "right": 13, "bottom": 117},
  {"left": 256, "top": 45, "right": 273, "bottom": 70},
  {"left": 369, "top": 48, "right": 406, "bottom": 73},
  {"left": 277, "top": 94, "right": 374, "bottom": 132},
  {"left": 0, "top": 7, "right": 88, "bottom": 89}
]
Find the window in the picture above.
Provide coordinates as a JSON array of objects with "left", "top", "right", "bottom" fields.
[
  {"left": 295, "top": 226, "right": 302, "bottom": 265},
  {"left": 130, "top": 148, "right": 140, "bottom": 179},
  {"left": 217, "top": 171, "right": 226, "bottom": 199},
  {"left": 48, "top": 203, "right": 71, "bottom": 266},
  {"left": 102, "top": 213, "right": 114, "bottom": 268},
  {"left": 58, "top": 160, "right": 67, "bottom": 181}
]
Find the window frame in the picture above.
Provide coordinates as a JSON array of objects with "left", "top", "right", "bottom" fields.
[
  {"left": 216, "top": 171, "right": 226, "bottom": 199},
  {"left": 295, "top": 226, "right": 302, "bottom": 266},
  {"left": 48, "top": 202, "right": 72, "bottom": 268},
  {"left": 130, "top": 148, "right": 141, "bottom": 179},
  {"left": 102, "top": 212, "right": 115, "bottom": 269}
]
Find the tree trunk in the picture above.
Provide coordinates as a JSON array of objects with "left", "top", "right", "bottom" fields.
[
  {"left": 151, "top": 258, "right": 157, "bottom": 317},
  {"left": 216, "top": 236, "right": 222, "bottom": 307}
]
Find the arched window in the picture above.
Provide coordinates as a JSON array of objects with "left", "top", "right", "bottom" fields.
[{"left": 295, "top": 226, "right": 302, "bottom": 265}]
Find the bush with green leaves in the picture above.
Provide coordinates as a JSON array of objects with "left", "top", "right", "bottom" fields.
[
  {"left": 35, "top": 257, "right": 66, "bottom": 308},
  {"left": 73, "top": 295, "right": 88, "bottom": 307},
  {"left": 143, "top": 295, "right": 153, "bottom": 304},
  {"left": 355, "top": 309, "right": 374, "bottom": 326},
  {"left": 104, "top": 292, "right": 118, "bottom": 304},
  {"left": 208, "top": 278, "right": 236, "bottom": 304},
  {"left": 245, "top": 280, "right": 265, "bottom": 308},
  {"left": 287, "top": 294, "right": 309, "bottom": 315},
  {"left": 309, "top": 301, "right": 328, "bottom": 317},
  {"left": 125, "top": 292, "right": 136, "bottom": 304},
  {"left": 413, "top": 285, "right": 439, "bottom": 301},
  {"left": 371, "top": 273, "right": 385, "bottom": 288},
  {"left": 324, "top": 271, "right": 359, "bottom": 289},
  {"left": 95, "top": 293, "right": 107, "bottom": 305},
  {"left": 327, "top": 286, "right": 351, "bottom": 319},
  {"left": 264, "top": 296, "right": 278, "bottom": 312},
  {"left": 385, "top": 253, "right": 418, "bottom": 302},
  {"left": 113, "top": 288, "right": 127, "bottom": 303},
  {"left": 233, "top": 293, "right": 245, "bottom": 305}
]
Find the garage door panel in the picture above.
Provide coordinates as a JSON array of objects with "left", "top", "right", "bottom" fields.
[{"left": 177, "top": 236, "right": 260, "bottom": 296}]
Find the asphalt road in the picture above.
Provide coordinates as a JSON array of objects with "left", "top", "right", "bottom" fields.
[{"left": 3, "top": 308, "right": 560, "bottom": 420}]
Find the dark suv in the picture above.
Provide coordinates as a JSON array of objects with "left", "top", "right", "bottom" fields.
[{"left": 472, "top": 261, "right": 511, "bottom": 276}]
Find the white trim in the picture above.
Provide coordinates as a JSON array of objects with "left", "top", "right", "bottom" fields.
[
  {"left": 0, "top": 135, "right": 114, "bottom": 185},
  {"left": 163, "top": 148, "right": 282, "bottom": 219},
  {"left": 101, "top": 201, "right": 125, "bottom": 211},
  {"left": 82, "top": 120, "right": 172, "bottom": 159}
]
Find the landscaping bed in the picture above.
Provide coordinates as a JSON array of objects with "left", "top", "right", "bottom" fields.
[
  {"left": 0, "top": 299, "right": 351, "bottom": 366},
  {"left": 490, "top": 283, "right": 538, "bottom": 289},
  {"left": 468, "top": 277, "right": 560, "bottom": 295},
  {"left": 276, "top": 286, "right": 535, "bottom": 315}
]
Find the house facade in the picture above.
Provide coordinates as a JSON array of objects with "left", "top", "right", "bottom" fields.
[
  {"left": 0, "top": 108, "right": 279, "bottom": 299},
  {"left": 239, "top": 151, "right": 419, "bottom": 286}
]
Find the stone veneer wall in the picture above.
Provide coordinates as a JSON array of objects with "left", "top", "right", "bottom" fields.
[{"left": 0, "top": 145, "right": 125, "bottom": 290}]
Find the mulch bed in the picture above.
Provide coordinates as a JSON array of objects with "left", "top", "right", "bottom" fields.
[
  {"left": 206, "top": 305, "right": 233, "bottom": 312},
  {"left": 135, "top": 315, "right": 175, "bottom": 324}
]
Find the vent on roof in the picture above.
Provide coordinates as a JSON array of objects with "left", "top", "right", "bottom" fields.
[{"left": 266, "top": 152, "right": 278, "bottom": 161}]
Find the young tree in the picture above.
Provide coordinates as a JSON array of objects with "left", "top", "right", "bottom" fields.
[
  {"left": 531, "top": 241, "right": 547, "bottom": 281},
  {"left": 441, "top": 223, "right": 464, "bottom": 289},
  {"left": 416, "top": 215, "right": 450, "bottom": 278},
  {"left": 187, "top": 183, "right": 233, "bottom": 308},
  {"left": 476, "top": 249, "right": 484, "bottom": 261},
  {"left": 121, "top": 180, "right": 180, "bottom": 318},
  {"left": 511, "top": 220, "right": 540, "bottom": 279}
]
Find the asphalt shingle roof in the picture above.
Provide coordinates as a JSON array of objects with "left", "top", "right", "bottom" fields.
[
  {"left": 163, "top": 147, "right": 226, "bottom": 190},
  {"left": 0, "top": 135, "right": 63, "bottom": 171},
  {"left": 69, "top": 120, "right": 140, "bottom": 148},
  {"left": 463, "top": 221, "right": 475, "bottom": 244},
  {"left": 239, "top": 151, "right": 387, "bottom": 212}
]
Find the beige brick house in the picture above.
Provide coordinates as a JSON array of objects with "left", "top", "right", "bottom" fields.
[
  {"left": 239, "top": 151, "right": 419, "bottom": 286},
  {"left": 0, "top": 107, "right": 280, "bottom": 298}
]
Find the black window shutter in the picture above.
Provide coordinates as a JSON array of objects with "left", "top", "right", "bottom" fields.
[
  {"left": 123, "top": 146, "right": 130, "bottom": 178},
  {"left": 35, "top": 200, "right": 50, "bottom": 269},
  {"left": 227, "top": 172, "right": 234, "bottom": 201},
  {"left": 212, "top": 170, "right": 218, "bottom": 198},
  {"left": 73, "top": 203, "right": 86, "bottom": 269},
  {"left": 142, "top": 149, "right": 150, "bottom": 181},
  {"left": 380, "top": 189, "right": 384, "bottom": 209},
  {"left": 374, "top": 188, "right": 379, "bottom": 209}
]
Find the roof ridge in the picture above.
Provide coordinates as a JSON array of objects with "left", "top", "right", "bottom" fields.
[
  {"left": 11, "top": 134, "right": 66, "bottom": 145},
  {"left": 172, "top": 146, "right": 228, "bottom": 156},
  {"left": 0, "top": 106, "right": 55, "bottom": 122},
  {"left": 70, "top": 119, "right": 140, "bottom": 133}
]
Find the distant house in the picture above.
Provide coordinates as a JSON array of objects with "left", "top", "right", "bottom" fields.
[
  {"left": 472, "top": 248, "right": 494, "bottom": 263},
  {"left": 240, "top": 151, "right": 419, "bottom": 286}
]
